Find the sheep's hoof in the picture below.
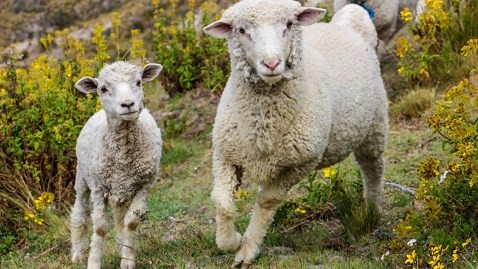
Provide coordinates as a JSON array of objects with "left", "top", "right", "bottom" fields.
[
  {"left": 241, "top": 262, "right": 252, "bottom": 269},
  {"left": 217, "top": 232, "right": 242, "bottom": 252},
  {"left": 71, "top": 252, "right": 86, "bottom": 264},
  {"left": 231, "top": 261, "right": 252, "bottom": 269},
  {"left": 231, "top": 260, "right": 242, "bottom": 268},
  {"left": 120, "top": 259, "right": 136, "bottom": 269}
]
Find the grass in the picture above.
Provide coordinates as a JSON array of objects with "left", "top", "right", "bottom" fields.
[{"left": 0, "top": 86, "right": 449, "bottom": 268}]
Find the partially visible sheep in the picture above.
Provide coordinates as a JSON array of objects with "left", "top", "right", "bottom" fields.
[
  {"left": 70, "top": 61, "right": 163, "bottom": 269},
  {"left": 203, "top": 0, "right": 388, "bottom": 268},
  {"left": 331, "top": 4, "right": 378, "bottom": 49},
  {"left": 334, "top": 0, "right": 422, "bottom": 45}
]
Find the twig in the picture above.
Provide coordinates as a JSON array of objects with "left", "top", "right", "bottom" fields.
[
  {"left": 32, "top": 240, "right": 69, "bottom": 260},
  {"left": 384, "top": 181, "right": 415, "bottom": 196}
]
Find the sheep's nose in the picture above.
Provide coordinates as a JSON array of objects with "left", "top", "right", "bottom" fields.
[
  {"left": 261, "top": 59, "right": 281, "bottom": 71},
  {"left": 121, "top": 101, "right": 135, "bottom": 109}
]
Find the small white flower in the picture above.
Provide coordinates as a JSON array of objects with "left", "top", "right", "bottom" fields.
[
  {"left": 407, "top": 238, "right": 417, "bottom": 246},
  {"left": 439, "top": 170, "right": 450, "bottom": 184},
  {"left": 380, "top": 251, "right": 390, "bottom": 261}
]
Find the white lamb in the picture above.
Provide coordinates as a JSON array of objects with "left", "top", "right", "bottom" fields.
[
  {"left": 203, "top": 0, "right": 388, "bottom": 268},
  {"left": 70, "top": 61, "right": 163, "bottom": 269}
]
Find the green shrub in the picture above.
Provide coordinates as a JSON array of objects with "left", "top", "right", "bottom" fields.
[
  {"left": 152, "top": 0, "right": 230, "bottom": 95},
  {"left": 396, "top": 0, "right": 478, "bottom": 85},
  {"left": 390, "top": 39, "right": 478, "bottom": 268},
  {"left": 0, "top": 13, "right": 150, "bottom": 249},
  {"left": 275, "top": 167, "right": 380, "bottom": 240}
]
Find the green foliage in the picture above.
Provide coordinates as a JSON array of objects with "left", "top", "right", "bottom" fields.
[
  {"left": 0, "top": 13, "right": 152, "bottom": 250},
  {"left": 393, "top": 88, "right": 436, "bottom": 118},
  {"left": 396, "top": 0, "right": 478, "bottom": 85},
  {"left": 275, "top": 167, "right": 380, "bottom": 240},
  {"left": 390, "top": 40, "right": 478, "bottom": 267},
  {"left": 152, "top": 0, "right": 230, "bottom": 95}
]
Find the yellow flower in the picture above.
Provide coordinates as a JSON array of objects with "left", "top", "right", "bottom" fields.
[
  {"left": 294, "top": 207, "right": 306, "bottom": 214},
  {"left": 405, "top": 250, "right": 416, "bottom": 264},
  {"left": 323, "top": 167, "right": 336, "bottom": 178},
  {"left": 235, "top": 189, "right": 249, "bottom": 199},
  {"left": 400, "top": 8, "right": 413, "bottom": 22},
  {"left": 462, "top": 238, "right": 471, "bottom": 247},
  {"left": 433, "top": 262, "right": 444, "bottom": 269},
  {"left": 452, "top": 253, "right": 459, "bottom": 263}
]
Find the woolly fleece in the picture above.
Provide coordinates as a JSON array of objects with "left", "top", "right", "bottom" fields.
[{"left": 209, "top": 0, "right": 388, "bottom": 266}]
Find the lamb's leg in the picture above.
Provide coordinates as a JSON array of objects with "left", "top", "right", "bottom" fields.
[
  {"left": 212, "top": 160, "right": 242, "bottom": 252},
  {"left": 113, "top": 205, "right": 126, "bottom": 253},
  {"left": 120, "top": 188, "right": 150, "bottom": 269},
  {"left": 71, "top": 176, "right": 90, "bottom": 264},
  {"left": 354, "top": 108, "right": 388, "bottom": 209},
  {"left": 87, "top": 191, "right": 108, "bottom": 269},
  {"left": 233, "top": 171, "right": 302, "bottom": 269}
]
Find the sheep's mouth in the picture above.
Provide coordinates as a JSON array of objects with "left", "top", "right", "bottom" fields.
[{"left": 119, "top": 111, "right": 138, "bottom": 116}]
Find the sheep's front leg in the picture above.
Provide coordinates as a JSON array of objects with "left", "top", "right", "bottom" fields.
[
  {"left": 212, "top": 160, "right": 242, "bottom": 252},
  {"left": 71, "top": 176, "right": 90, "bottom": 264},
  {"left": 120, "top": 188, "right": 150, "bottom": 269},
  {"left": 88, "top": 191, "right": 108, "bottom": 269},
  {"left": 231, "top": 164, "right": 311, "bottom": 269},
  {"left": 232, "top": 181, "right": 291, "bottom": 269}
]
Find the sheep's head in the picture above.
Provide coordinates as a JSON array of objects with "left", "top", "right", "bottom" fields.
[
  {"left": 75, "top": 61, "right": 162, "bottom": 121},
  {"left": 203, "top": 0, "right": 325, "bottom": 85}
]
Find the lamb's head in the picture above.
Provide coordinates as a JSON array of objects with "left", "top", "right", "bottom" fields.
[
  {"left": 75, "top": 61, "right": 162, "bottom": 121},
  {"left": 203, "top": 0, "right": 325, "bottom": 85}
]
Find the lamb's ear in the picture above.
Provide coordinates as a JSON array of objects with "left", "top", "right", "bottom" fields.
[
  {"left": 295, "top": 7, "right": 326, "bottom": 26},
  {"left": 75, "top": 77, "right": 98, "bottom": 93},
  {"left": 142, "top": 63, "right": 163, "bottom": 82},
  {"left": 203, "top": 19, "right": 233, "bottom": 39}
]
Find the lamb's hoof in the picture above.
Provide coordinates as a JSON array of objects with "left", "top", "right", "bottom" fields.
[
  {"left": 120, "top": 259, "right": 136, "bottom": 269},
  {"left": 71, "top": 252, "right": 86, "bottom": 264},
  {"left": 241, "top": 262, "right": 252, "bottom": 269},
  {"left": 217, "top": 232, "right": 242, "bottom": 252},
  {"left": 231, "top": 261, "right": 252, "bottom": 269}
]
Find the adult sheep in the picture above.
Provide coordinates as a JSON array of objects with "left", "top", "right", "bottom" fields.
[
  {"left": 71, "top": 61, "right": 163, "bottom": 269},
  {"left": 334, "top": 0, "right": 423, "bottom": 45},
  {"left": 203, "top": 0, "right": 388, "bottom": 268}
]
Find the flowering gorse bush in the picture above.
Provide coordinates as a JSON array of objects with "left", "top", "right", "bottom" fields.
[
  {"left": 390, "top": 40, "right": 478, "bottom": 267},
  {"left": 152, "top": 0, "right": 229, "bottom": 95},
  {"left": 0, "top": 13, "right": 149, "bottom": 248}
]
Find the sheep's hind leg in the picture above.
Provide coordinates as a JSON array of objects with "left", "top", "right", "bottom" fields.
[
  {"left": 120, "top": 188, "right": 150, "bottom": 269},
  {"left": 88, "top": 191, "right": 108, "bottom": 269},
  {"left": 353, "top": 110, "right": 388, "bottom": 210},
  {"left": 70, "top": 176, "right": 90, "bottom": 264},
  {"left": 212, "top": 161, "right": 242, "bottom": 252},
  {"left": 233, "top": 176, "right": 299, "bottom": 269}
]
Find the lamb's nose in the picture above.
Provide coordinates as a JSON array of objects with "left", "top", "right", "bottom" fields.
[
  {"left": 121, "top": 101, "right": 135, "bottom": 109},
  {"left": 261, "top": 59, "right": 281, "bottom": 71}
]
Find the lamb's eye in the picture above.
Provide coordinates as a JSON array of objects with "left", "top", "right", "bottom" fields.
[
  {"left": 238, "top": 28, "right": 245, "bottom": 34},
  {"left": 287, "top": 21, "right": 293, "bottom": 28},
  {"left": 100, "top": 86, "right": 108, "bottom": 93},
  {"left": 136, "top": 80, "right": 141, "bottom": 87}
]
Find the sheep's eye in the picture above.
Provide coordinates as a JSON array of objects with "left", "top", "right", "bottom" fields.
[
  {"left": 238, "top": 28, "right": 245, "bottom": 34},
  {"left": 287, "top": 21, "right": 293, "bottom": 29},
  {"left": 100, "top": 86, "right": 108, "bottom": 93},
  {"left": 136, "top": 80, "right": 141, "bottom": 87}
]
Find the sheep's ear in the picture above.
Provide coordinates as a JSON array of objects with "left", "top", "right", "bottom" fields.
[
  {"left": 203, "top": 19, "right": 233, "bottom": 39},
  {"left": 75, "top": 77, "right": 98, "bottom": 93},
  {"left": 295, "top": 7, "right": 326, "bottom": 26},
  {"left": 142, "top": 63, "right": 163, "bottom": 82}
]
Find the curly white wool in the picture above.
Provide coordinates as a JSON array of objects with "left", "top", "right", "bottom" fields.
[
  {"left": 204, "top": 0, "right": 388, "bottom": 267},
  {"left": 70, "top": 61, "right": 162, "bottom": 269}
]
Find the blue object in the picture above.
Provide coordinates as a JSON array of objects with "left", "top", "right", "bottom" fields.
[{"left": 358, "top": 2, "right": 375, "bottom": 19}]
